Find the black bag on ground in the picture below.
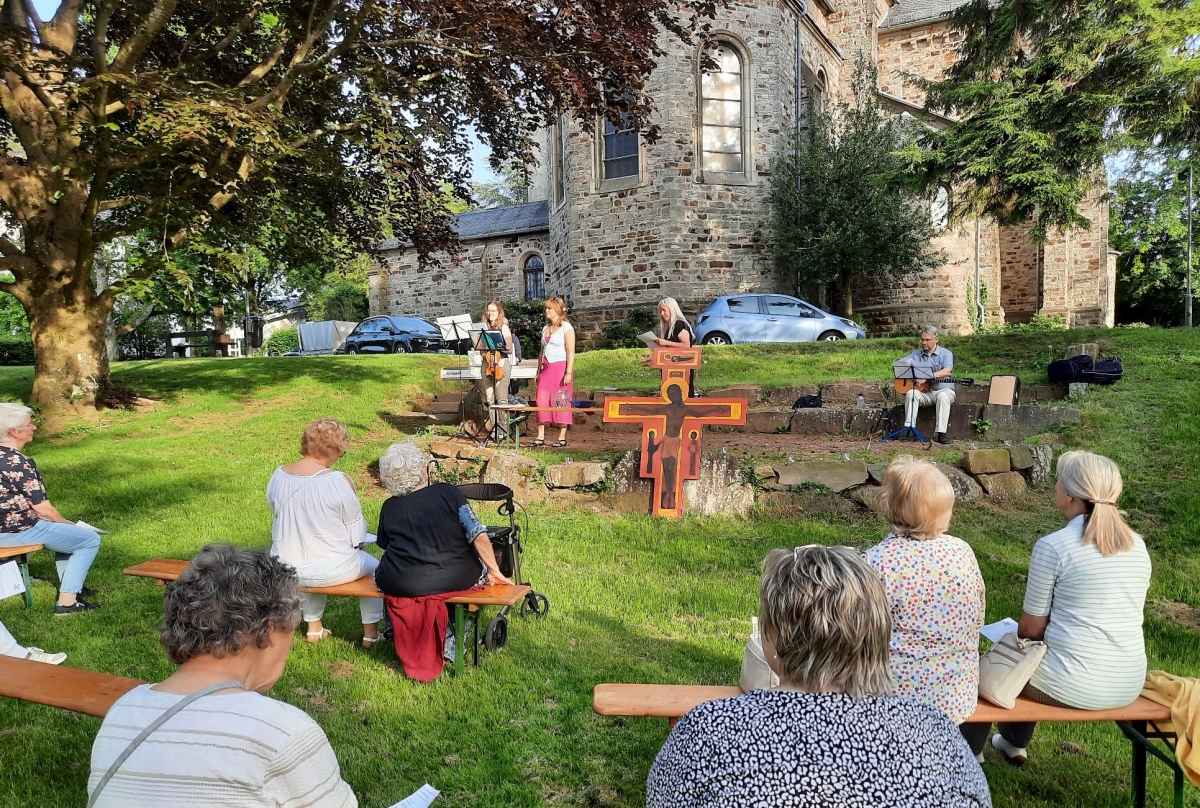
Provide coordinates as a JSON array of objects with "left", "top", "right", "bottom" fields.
[
  {"left": 1082, "top": 357, "right": 1123, "bottom": 384},
  {"left": 1048, "top": 355, "right": 1095, "bottom": 384},
  {"left": 793, "top": 394, "right": 823, "bottom": 409}
]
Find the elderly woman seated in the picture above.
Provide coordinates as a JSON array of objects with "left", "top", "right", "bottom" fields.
[
  {"left": 375, "top": 441, "right": 511, "bottom": 681},
  {"left": 88, "top": 545, "right": 357, "bottom": 807},
  {"left": 268, "top": 418, "right": 382, "bottom": 648},
  {"left": 646, "top": 545, "right": 991, "bottom": 808}
]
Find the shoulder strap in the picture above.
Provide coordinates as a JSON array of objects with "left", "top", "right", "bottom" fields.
[{"left": 88, "top": 680, "right": 246, "bottom": 807}]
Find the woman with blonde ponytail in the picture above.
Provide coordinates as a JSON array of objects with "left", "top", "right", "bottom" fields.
[{"left": 962, "top": 450, "right": 1151, "bottom": 765}]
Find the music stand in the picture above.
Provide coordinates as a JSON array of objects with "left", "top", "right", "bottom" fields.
[
  {"left": 881, "top": 360, "right": 934, "bottom": 444},
  {"left": 473, "top": 329, "right": 509, "bottom": 354},
  {"left": 435, "top": 314, "right": 474, "bottom": 352}
]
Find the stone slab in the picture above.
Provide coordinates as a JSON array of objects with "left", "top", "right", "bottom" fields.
[
  {"left": 1064, "top": 343, "right": 1099, "bottom": 360},
  {"left": 934, "top": 463, "right": 984, "bottom": 504},
  {"left": 788, "top": 408, "right": 849, "bottom": 435},
  {"left": 1008, "top": 444, "right": 1035, "bottom": 471},
  {"left": 682, "top": 452, "right": 755, "bottom": 516},
  {"left": 705, "top": 385, "right": 762, "bottom": 402},
  {"left": 867, "top": 463, "right": 890, "bottom": 485},
  {"left": 977, "top": 471, "right": 1028, "bottom": 499},
  {"left": 429, "top": 440, "right": 459, "bottom": 459},
  {"left": 482, "top": 452, "right": 546, "bottom": 504},
  {"left": 846, "top": 484, "right": 886, "bottom": 515},
  {"left": 820, "top": 382, "right": 885, "bottom": 407},
  {"left": 847, "top": 409, "right": 885, "bottom": 435},
  {"left": 773, "top": 460, "right": 869, "bottom": 493},
  {"left": 765, "top": 385, "right": 821, "bottom": 405},
  {"left": 962, "top": 448, "right": 1012, "bottom": 475},
  {"left": 457, "top": 447, "right": 495, "bottom": 461},
  {"left": 736, "top": 410, "right": 793, "bottom": 434},
  {"left": 982, "top": 406, "right": 1081, "bottom": 441},
  {"left": 757, "top": 490, "right": 861, "bottom": 516},
  {"left": 1020, "top": 384, "right": 1070, "bottom": 403},
  {"left": 882, "top": 403, "right": 984, "bottom": 440},
  {"left": 1027, "top": 444, "right": 1054, "bottom": 488},
  {"left": 545, "top": 461, "right": 607, "bottom": 489},
  {"left": 754, "top": 465, "right": 779, "bottom": 484}
]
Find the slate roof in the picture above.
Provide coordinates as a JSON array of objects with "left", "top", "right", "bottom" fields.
[
  {"left": 376, "top": 200, "right": 549, "bottom": 251},
  {"left": 879, "top": 0, "right": 973, "bottom": 30}
]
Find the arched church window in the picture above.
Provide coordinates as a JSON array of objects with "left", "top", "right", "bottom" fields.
[
  {"left": 930, "top": 185, "right": 950, "bottom": 232},
  {"left": 602, "top": 113, "right": 639, "bottom": 180},
  {"left": 814, "top": 69, "right": 827, "bottom": 116},
  {"left": 523, "top": 254, "right": 546, "bottom": 301},
  {"left": 701, "top": 43, "right": 745, "bottom": 174}
]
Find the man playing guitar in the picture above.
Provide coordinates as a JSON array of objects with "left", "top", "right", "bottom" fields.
[{"left": 899, "top": 325, "right": 956, "bottom": 444}]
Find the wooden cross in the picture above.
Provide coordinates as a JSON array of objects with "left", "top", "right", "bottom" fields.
[{"left": 602, "top": 347, "right": 747, "bottom": 518}]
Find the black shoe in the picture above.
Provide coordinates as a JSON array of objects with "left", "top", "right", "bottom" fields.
[
  {"left": 54, "top": 597, "right": 100, "bottom": 615},
  {"left": 936, "top": 432, "right": 951, "bottom": 445}
]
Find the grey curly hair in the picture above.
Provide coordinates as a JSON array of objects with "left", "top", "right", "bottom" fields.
[
  {"left": 378, "top": 441, "right": 430, "bottom": 496},
  {"left": 160, "top": 544, "right": 301, "bottom": 665},
  {"left": 0, "top": 402, "right": 33, "bottom": 436}
]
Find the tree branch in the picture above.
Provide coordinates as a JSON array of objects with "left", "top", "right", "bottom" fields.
[
  {"left": 237, "top": 36, "right": 287, "bottom": 87},
  {"left": 110, "top": 0, "right": 180, "bottom": 74},
  {"left": 182, "top": 4, "right": 262, "bottom": 67},
  {"left": 15, "top": 0, "right": 47, "bottom": 42},
  {"left": 45, "top": 0, "right": 85, "bottom": 53},
  {"left": 91, "top": 0, "right": 118, "bottom": 72}
]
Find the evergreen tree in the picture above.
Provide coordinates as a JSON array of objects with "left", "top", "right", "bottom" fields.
[{"left": 767, "top": 57, "right": 943, "bottom": 318}]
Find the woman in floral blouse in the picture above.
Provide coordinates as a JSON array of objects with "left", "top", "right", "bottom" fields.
[
  {"left": 0, "top": 402, "right": 102, "bottom": 614},
  {"left": 864, "top": 457, "right": 985, "bottom": 744}
]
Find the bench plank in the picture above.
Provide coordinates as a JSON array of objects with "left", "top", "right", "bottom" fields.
[
  {"left": 125, "top": 559, "right": 530, "bottom": 607},
  {"left": 0, "top": 543, "right": 42, "bottom": 559},
  {"left": 0, "top": 656, "right": 144, "bottom": 718},
  {"left": 592, "top": 683, "right": 1172, "bottom": 725}
]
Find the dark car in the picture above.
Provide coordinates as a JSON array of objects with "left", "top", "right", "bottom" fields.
[{"left": 343, "top": 316, "right": 447, "bottom": 354}]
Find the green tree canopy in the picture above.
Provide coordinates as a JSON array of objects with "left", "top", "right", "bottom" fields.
[{"left": 767, "top": 58, "right": 943, "bottom": 318}]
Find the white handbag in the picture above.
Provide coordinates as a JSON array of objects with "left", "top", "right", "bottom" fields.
[
  {"left": 977, "top": 632, "right": 1048, "bottom": 709},
  {"left": 739, "top": 617, "right": 780, "bottom": 692}
]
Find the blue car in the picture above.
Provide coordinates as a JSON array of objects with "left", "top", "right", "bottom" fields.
[{"left": 693, "top": 294, "right": 866, "bottom": 345}]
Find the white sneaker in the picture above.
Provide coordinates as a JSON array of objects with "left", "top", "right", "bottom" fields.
[
  {"left": 991, "top": 733, "right": 1028, "bottom": 766},
  {"left": 25, "top": 647, "right": 67, "bottom": 665}
]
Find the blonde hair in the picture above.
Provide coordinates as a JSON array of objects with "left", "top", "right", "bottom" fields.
[
  {"left": 543, "top": 297, "right": 567, "bottom": 322},
  {"left": 656, "top": 297, "right": 692, "bottom": 339},
  {"left": 759, "top": 545, "right": 893, "bottom": 699},
  {"left": 878, "top": 456, "right": 955, "bottom": 540},
  {"left": 484, "top": 301, "right": 507, "bottom": 328},
  {"left": 1056, "top": 450, "right": 1135, "bottom": 556},
  {"left": 299, "top": 419, "right": 350, "bottom": 461}
]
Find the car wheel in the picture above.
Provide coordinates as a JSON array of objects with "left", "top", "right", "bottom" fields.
[
  {"left": 346, "top": 344, "right": 359, "bottom": 354},
  {"left": 702, "top": 332, "right": 732, "bottom": 346},
  {"left": 818, "top": 331, "right": 844, "bottom": 342},
  {"left": 393, "top": 342, "right": 409, "bottom": 354}
]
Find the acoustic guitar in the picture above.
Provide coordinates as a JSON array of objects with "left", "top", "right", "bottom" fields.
[{"left": 893, "top": 376, "right": 975, "bottom": 395}]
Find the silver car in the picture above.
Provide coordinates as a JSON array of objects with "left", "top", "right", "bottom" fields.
[{"left": 693, "top": 294, "right": 866, "bottom": 344}]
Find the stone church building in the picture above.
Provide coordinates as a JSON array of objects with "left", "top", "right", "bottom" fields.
[{"left": 371, "top": 0, "right": 1117, "bottom": 340}]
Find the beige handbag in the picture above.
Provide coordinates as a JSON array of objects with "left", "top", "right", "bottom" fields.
[
  {"left": 739, "top": 617, "right": 780, "bottom": 692},
  {"left": 977, "top": 632, "right": 1048, "bottom": 709}
]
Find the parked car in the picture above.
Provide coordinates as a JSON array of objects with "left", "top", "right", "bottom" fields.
[
  {"left": 342, "top": 316, "right": 448, "bottom": 354},
  {"left": 693, "top": 294, "right": 866, "bottom": 344}
]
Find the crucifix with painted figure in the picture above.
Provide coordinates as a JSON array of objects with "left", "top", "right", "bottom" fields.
[{"left": 602, "top": 347, "right": 747, "bottom": 518}]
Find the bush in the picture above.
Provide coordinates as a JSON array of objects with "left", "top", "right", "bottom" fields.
[
  {"left": 601, "top": 306, "right": 658, "bottom": 348},
  {"left": 264, "top": 326, "right": 300, "bottom": 355},
  {"left": 0, "top": 336, "right": 33, "bottom": 365},
  {"left": 321, "top": 282, "right": 369, "bottom": 322},
  {"left": 499, "top": 300, "right": 545, "bottom": 359}
]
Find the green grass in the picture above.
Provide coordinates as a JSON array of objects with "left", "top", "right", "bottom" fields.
[{"left": 0, "top": 329, "right": 1198, "bottom": 807}]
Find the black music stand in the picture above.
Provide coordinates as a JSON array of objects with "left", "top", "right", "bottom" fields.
[{"left": 881, "top": 361, "right": 932, "bottom": 444}]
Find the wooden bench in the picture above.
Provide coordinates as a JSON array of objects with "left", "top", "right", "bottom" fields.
[
  {"left": 0, "top": 543, "right": 43, "bottom": 608},
  {"left": 125, "top": 559, "right": 531, "bottom": 676},
  {"left": 0, "top": 655, "right": 144, "bottom": 717},
  {"left": 593, "top": 683, "right": 1185, "bottom": 808}
]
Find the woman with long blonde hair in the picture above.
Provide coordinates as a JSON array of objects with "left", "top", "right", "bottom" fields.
[
  {"left": 962, "top": 450, "right": 1151, "bottom": 765},
  {"left": 533, "top": 297, "right": 574, "bottom": 447},
  {"left": 647, "top": 297, "right": 696, "bottom": 395}
]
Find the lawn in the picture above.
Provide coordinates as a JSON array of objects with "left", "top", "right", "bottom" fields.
[{"left": 0, "top": 327, "right": 1198, "bottom": 807}]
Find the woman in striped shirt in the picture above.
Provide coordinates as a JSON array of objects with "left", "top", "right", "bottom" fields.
[{"left": 963, "top": 451, "right": 1152, "bottom": 765}]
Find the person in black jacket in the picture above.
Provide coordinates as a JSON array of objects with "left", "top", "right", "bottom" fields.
[{"left": 374, "top": 442, "right": 512, "bottom": 597}]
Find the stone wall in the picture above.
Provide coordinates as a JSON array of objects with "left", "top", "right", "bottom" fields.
[
  {"left": 876, "top": 20, "right": 963, "bottom": 105},
  {"left": 370, "top": 233, "right": 549, "bottom": 320},
  {"left": 999, "top": 221, "right": 1039, "bottom": 323}
]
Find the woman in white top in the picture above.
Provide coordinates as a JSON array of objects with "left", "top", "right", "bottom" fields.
[
  {"left": 89, "top": 545, "right": 357, "bottom": 807},
  {"left": 533, "top": 296, "right": 575, "bottom": 447},
  {"left": 963, "top": 450, "right": 1152, "bottom": 765},
  {"left": 267, "top": 419, "right": 382, "bottom": 647}
]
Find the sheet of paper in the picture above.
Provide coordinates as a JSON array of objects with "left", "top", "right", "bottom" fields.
[
  {"left": 361, "top": 532, "right": 377, "bottom": 545},
  {"left": 0, "top": 559, "right": 25, "bottom": 600},
  {"left": 638, "top": 331, "right": 657, "bottom": 348},
  {"left": 980, "top": 617, "right": 1019, "bottom": 644},
  {"left": 75, "top": 520, "right": 109, "bottom": 535},
  {"left": 388, "top": 784, "right": 439, "bottom": 808}
]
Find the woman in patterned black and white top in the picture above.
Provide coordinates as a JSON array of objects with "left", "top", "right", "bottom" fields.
[{"left": 646, "top": 545, "right": 991, "bottom": 808}]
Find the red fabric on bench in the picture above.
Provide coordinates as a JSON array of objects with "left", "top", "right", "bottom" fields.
[{"left": 385, "top": 587, "right": 482, "bottom": 682}]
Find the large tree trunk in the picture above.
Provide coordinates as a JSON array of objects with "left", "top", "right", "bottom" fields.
[
  {"left": 833, "top": 272, "right": 854, "bottom": 317},
  {"left": 26, "top": 281, "right": 110, "bottom": 417}
]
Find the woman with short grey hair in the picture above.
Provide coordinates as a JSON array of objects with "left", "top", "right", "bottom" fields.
[
  {"left": 647, "top": 545, "right": 991, "bottom": 808},
  {"left": 378, "top": 440, "right": 428, "bottom": 496},
  {"left": 0, "top": 401, "right": 102, "bottom": 614},
  {"left": 88, "top": 545, "right": 357, "bottom": 807}
]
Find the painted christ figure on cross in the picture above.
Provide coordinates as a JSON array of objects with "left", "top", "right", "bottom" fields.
[{"left": 603, "top": 347, "right": 747, "bottom": 518}]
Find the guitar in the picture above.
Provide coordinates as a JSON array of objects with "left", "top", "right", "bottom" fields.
[{"left": 894, "top": 376, "right": 975, "bottom": 395}]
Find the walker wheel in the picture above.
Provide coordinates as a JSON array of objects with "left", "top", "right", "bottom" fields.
[
  {"left": 483, "top": 615, "right": 508, "bottom": 650},
  {"left": 520, "top": 592, "right": 550, "bottom": 619}
]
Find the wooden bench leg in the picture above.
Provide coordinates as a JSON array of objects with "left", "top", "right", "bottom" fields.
[{"left": 19, "top": 555, "right": 32, "bottom": 608}]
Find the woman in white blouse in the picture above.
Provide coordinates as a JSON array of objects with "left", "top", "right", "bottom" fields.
[
  {"left": 267, "top": 419, "right": 382, "bottom": 647},
  {"left": 533, "top": 296, "right": 575, "bottom": 447}
]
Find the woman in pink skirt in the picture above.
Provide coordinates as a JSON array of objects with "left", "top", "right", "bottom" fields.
[{"left": 533, "top": 297, "right": 575, "bottom": 447}]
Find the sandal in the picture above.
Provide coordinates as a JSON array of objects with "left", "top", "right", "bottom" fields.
[
  {"left": 306, "top": 628, "right": 332, "bottom": 643},
  {"left": 530, "top": 439, "right": 545, "bottom": 447},
  {"left": 553, "top": 440, "right": 568, "bottom": 448},
  {"left": 361, "top": 636, "right": 383, "bottom": 649}
]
